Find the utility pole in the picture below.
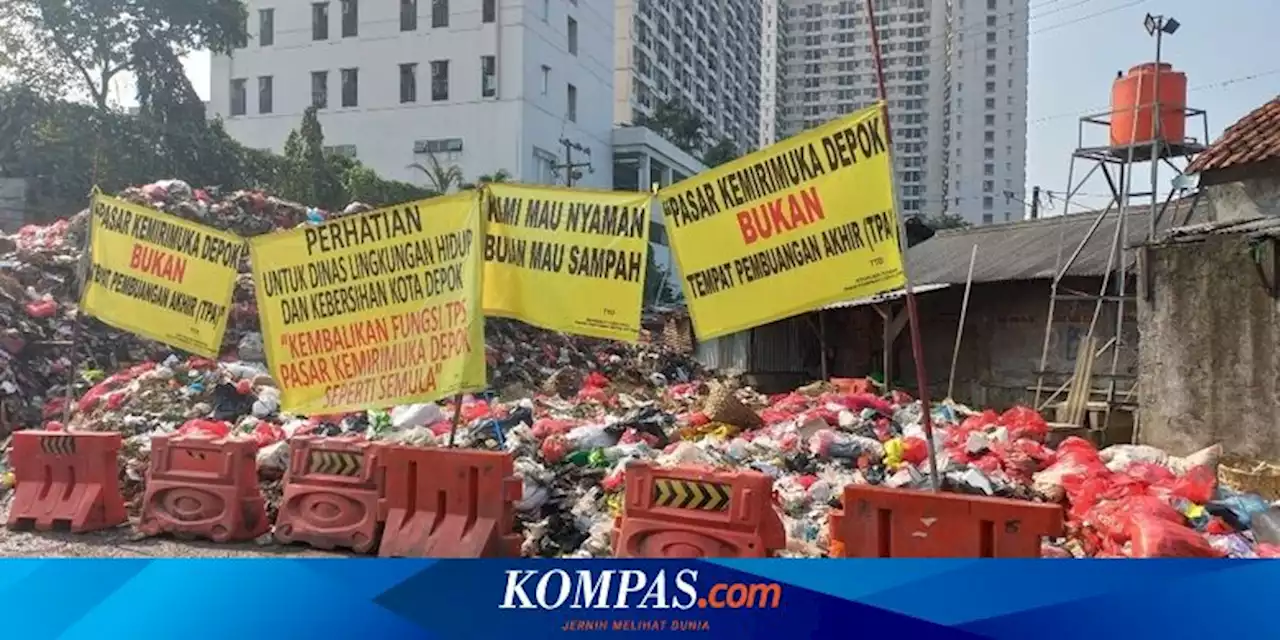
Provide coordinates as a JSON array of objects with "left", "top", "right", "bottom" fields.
[
  {"left": 1030, "top": 185, "right": 1041, "bottom": 219},
  {"left": 554, "top": 137, "right": 593, "bottom": 187}
]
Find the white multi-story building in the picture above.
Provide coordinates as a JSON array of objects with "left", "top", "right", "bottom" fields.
[
  {"left": 759, "top": 0, "right": 784, "bottom": 148},
  {"left": 613, "top": 0, "right": 763, "bottom": 155},
  {"left": 209, "top": 0, "right": 615, "bottom": 189},
  {"left": 778, "top": 0, "right": 1028, "bottom": 225}
]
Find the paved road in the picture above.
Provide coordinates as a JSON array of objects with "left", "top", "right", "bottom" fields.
[{"left": 0, "top": 501, "right": 345, "bottom": 558}]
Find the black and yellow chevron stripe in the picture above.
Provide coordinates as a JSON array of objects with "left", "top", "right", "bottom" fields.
[
  {"left": 40, "top": 435, "right": 76, "bottom": 456},
  {"left": 651, "top": 478, "right": 731, "bottom": 511},
  {"left": 306, "top": 450, "right": 362, "bottom": 476}
]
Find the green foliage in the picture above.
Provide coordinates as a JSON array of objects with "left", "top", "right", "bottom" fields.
[
  {"left": 461, "top": 169, "right": 511, "bottom": 191},
  {"left": 407, "top": 153, "right": 466, "bottom": 194},
  {"left": 701, "top": 138, "right": 740, "bottom": 168},
  {"left": 342, "top": 163, "right": 439, "bottom": 206},
  {"left": 643, "top": 251, "right": 682, "bottom": 307},
  {"left": 635, "top": 99, "right": 706, "bottom": 157},
  {"left": 925, "top": 213, "right": 972, "bottom": 230},
  {"left": 6, "top": 0, "right": 247, "bottom": 108},
  {"left": 278, "top": 106, "right": 345, "bottom": 210}
]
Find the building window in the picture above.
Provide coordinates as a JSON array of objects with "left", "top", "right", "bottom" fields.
[
  {"left": 567, "top": 83, "right": 577, "bottom": 122},
  {"left": 312, "top": 2, "right": 329, "bottom": 40},
  {"left": 982, "top": 213, "right": 994, "bottom": 224},
  {"left": 311, "top": 71, "right": 328, "bottom": 109},
  {"left": 258, "top": 9, "right": 274, "bottom": 46},
  {"left": 540, "top": 0, "right": 550, "bottom": 21},
  {"left": 533, "top": 147, "right": 557, "bottom": 185},
  {"left": 341, "top": 0, "right": 358, "bottom": 37},
  {"left": 431, "top": 60, "right": 449, "bottom": 101},
  {"left": 482, "top": 0, "right": 496, "bottom": 23},
  {"left": 567, "top": 17, "right": 578, "bottom": 55},
  {"left": 341, "top": 68, "right": 358, "bottom": 107},
  {"left": 983, "top": 197, "right": 994, "bottom": 210},
  {"left": 432, "top": 0, "right": 448, "bottom": 27},
  {"left": 400, "top": 63, "right": 417, "bottom": 103},
  {"left": 401, "top": 0, "right": 417, "bottom": 30},
  {"left": 481, "top": 55, "right": 496, "bottom": 98},
  {"left": 258, "top": 76, "right": 273, "bottom": 114},
  {"left": 230, "top": 78, "right": 246, "bottom": 116},
  {"left": 540, "top": 65, "right": 550, "bottom": 94}
]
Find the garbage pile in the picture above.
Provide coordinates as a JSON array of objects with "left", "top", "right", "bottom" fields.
[{"left": 3, "top": 179, "right": 1277, "bottom": 559}]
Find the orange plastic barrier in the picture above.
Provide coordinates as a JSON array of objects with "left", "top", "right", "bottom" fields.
[
  {"left": 377, "top": 446, "right": 522, "bottom": 558},
  {"left": 612, "top": 463, "right": 786, "bottom": 558},
  {"left": 275, "top": 436, "right": 382, "bottom": 553},
  {"left": 6, "top": 431, "right": 127, "bottom": 533},
  {"left": 829, "top": 484, "right": 1064, "bottom": 558},
  {"left": 138, "top": 434, "right": 270, "bottom": 542}
]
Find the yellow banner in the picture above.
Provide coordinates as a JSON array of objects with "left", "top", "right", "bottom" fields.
[
  {"left": 81, "top": 193, "right": 244, "bottom": 357},
  {"left": 250, "top": 193, "right": 486, "bottom": 414},
  {"left": 657, "top": 103, "right": 907, "bottom": 340},
  {"left": 481, "top": 183, "right": 651, "bottom": 342}
]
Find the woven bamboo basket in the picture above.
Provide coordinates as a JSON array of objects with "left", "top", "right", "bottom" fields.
[
  {"left": 1218, "top": 457, "right": 1280, "bottom": 501},
  {"left": 703, "top": 383, "right": 763, "bottom": 430}
]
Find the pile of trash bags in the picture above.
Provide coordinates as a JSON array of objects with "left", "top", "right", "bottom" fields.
[{"left": 2, "top": 179, "right": 1277, "bottom": 559}]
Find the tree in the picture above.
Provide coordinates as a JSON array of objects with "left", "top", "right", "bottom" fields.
[
  {"left": 460, "top": 169, "right": 511, "bottom": 191},
  {"left": 701, "top": 138, "right": 740, "bottom": 168},
  {"left": 644, "top": 252, "right": 682, "bottom": 306},
  {"left": 925, "top": 213, "right": 972, "bottom": 230},
  {"left": 280, "top": 107, "right": 345, "bottom": 209},
  {"left": 635, "top": 98, "right": 706, "bottom": 156},
  {"left": 7, "top": 0, "right": 246, "bottom": 108},
  {"left": 408, "top": 152, "right": 465, "bottom": 194}
]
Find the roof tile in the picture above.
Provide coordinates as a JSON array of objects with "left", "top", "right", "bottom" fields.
[{"left": 1187, "top": 95, "right": 1280, "bottom": 173}]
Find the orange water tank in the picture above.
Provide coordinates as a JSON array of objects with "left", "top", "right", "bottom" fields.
[{"left": 1109, "top": 62, "right": 1187, "bottom": 147}]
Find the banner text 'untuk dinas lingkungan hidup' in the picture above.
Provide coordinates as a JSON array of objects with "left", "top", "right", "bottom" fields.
[
  {"left": 657, "top": 102, "right": 907, "bottom": 340},
  {"left": 80, "top": 193, "right": 244, "bottom": 358},
  {"left": 481, "top": 183, "right": 651, "bottom": 342},
  {"left": 249, "top": 193, "right": 486, "bottom": 415}
]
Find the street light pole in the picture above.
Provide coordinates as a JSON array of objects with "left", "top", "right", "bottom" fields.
[{"left": 1144, "top": 13, "right": 1179, "bottom": 238}]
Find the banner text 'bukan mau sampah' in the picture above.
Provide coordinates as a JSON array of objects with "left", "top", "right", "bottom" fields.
[
  {"left": 658, "top": 102, "right": 907, "bottom": 340},
  {"left": 80, "top": 193, "right": 244, "bottom": 358},
  {"left": 481, "top": 183, "right": 650, "bottom": 342},
  {"left": 250, "top": 193, "right": 486, "bottom": 414}
]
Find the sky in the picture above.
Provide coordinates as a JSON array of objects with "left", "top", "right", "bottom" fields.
[{"left": 168, "top": 0, "right": 1278, "bottom": 217}]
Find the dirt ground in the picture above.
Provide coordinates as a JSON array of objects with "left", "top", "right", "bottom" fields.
[{"left": 0, "top": 500, "right": 347, "bottom": 558}]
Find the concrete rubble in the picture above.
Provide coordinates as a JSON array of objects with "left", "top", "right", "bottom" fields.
[{"left": 2, "top": 180, "right": 1278, "bottom": 559}]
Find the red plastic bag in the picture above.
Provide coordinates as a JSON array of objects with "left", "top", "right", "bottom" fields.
[
  {"left": 176, "top": 419, "right": 231, "bottom": 439},
  {"left": 1128, "top": 514, "right": 1223, "bottom": 558},
  {"left": 25, "top": 299, "right": 57, "bottom": 319},
  {"left": 249, "top": 423, "right": 286, "bottom": 448},
  {"left": 1256, "top": 544, "right": 1280, "bottom": 558},
  {"left": 582, "top": 371, "right": 610, "bottom": 389},
  {"left": 1124, "top": 462, "right": 1177, "bottom": 486},
  {"left": 460, "top": 400, "right": 491, "bottom": 422},
  {"left": 1086, "top": 495, "right": 1183, "bottom": 543},
  {"left": 999, "top": 405, "right": 1049, "bottom": 441},
  {"left": 901, "top": 436, "right": 928, "bottom": 465},
  {"left": 1170, "top": 465, "right": 1217, "bottom": 504}
]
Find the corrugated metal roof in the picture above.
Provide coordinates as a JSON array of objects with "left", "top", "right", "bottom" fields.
[
  {"left": 824, "top": 283, "right": 951, "bottom": 309},
  {"left": 1186, "top": 95, "right": 1280, "bottom": 174},
  {"left": 1155, "top": 215, "right": 1280, "bottom": 243},
  {"left": 905, "top": 198, "right": 1206, "bottom": 284}
]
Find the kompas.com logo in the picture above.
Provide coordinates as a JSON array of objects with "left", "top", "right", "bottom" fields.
[{"left": 498, "top": 569, "right": 782, "bottom": 610}]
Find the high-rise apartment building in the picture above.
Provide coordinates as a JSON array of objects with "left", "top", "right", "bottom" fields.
[
  {"left": 759, "top": 0, "right": 785, "bottom": 148},
  {"left": 778, "top": 0, "right": 1028, "bottom": 225},
  {"left": 209, "top": 0, "right": 616, "bottom": 189},
  {"left": 614, "top": 0, "right": 764, "bottom": 155}
]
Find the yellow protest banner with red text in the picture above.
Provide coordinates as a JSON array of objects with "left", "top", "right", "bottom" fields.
[
  {"left": 657, "top": 102, "right": 906, "bottom": 340},
  {"left": 250, "top": 193, "right": 485, "bottom": 414},
  {"left": 81, "top": 193, "right": 243, "bottom": 358},
  {"left": 481, "top": 183, "right": 650, "bottom": 342}
]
